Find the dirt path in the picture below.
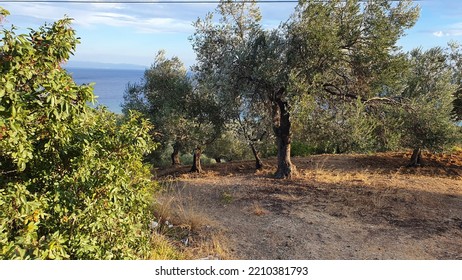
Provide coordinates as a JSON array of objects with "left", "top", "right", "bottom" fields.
[{"left": 155, "top": 153, "right": 462, "bottom": 260}]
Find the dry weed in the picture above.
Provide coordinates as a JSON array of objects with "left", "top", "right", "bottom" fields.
[
  {"left": 152, "top": 182, "right": 231, "bottom": 259},
  {"left": 301, "top": 167, "right": 374, "bottom": 186},
  {"left": 183, "top": 230, "right": 232, "bottom": 260},
  {"left": 154, "top": 187, "right": 209, "bottom": 232},
  {"left": 249, "top": 202, "right": 269, "bottom": 216},
  {"left": 371, "top": 187, "right": 395, "bottom": 210}
]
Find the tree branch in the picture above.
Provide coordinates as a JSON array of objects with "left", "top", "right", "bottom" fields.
[
  {"left": 322, "top": 83, "right": 411, "bottom": 109},
  {"left": 323, "top": 83, "right": 366, "bottom": 102}
]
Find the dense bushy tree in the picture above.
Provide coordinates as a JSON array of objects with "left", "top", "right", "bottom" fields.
[
  {"left": 123, "top": 51, "right": 224, "bottom": 172},
  {"left": 123, "top": 50, "right": 192, "bottom": 166},
  {"left": 1, "top": 10, "right": 157, "bottom": 259},
  {"left": 398, "top": 47, "right": 459, "bottom": 166}
]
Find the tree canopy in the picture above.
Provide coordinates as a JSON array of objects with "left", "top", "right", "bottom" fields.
[
  {"left": 123, "top": 50, "right": 192, "bottom": 166},
  {"left": 123, "top": 50, "right": 224, "bottom": 172},
  {"left": 191, "top": 0, "right": 421, "bottom": 178}
]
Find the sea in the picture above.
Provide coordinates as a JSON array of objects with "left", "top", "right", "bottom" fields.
[{"left": 66, "top": 68, "right": 146, "bottom": 114}]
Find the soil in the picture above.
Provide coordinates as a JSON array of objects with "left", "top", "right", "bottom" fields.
[{"left": 154, "top": 152, "right": 462, "bottom": 260}]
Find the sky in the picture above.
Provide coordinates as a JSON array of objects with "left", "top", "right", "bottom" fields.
[{"left": 1, "top": 0, "right": 462, "bottom": 69}]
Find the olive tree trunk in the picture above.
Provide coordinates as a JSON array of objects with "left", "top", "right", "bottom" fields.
[
  {"left": 408, "top": 147, "right": 422, "bottom": 167},
  {"left": 272, "top": 88, "right": 297, "bottom": 179},
  {"left": 171, "top": 142, "right": 181, "bottom": 166},
  {"left": 237, "top": 117, "right": 265, "bottom": 170},
  {"left": 190, "top": 147, "right": 203, "bottom": 173},
  {"left": 250, "top": 142, "right": 264, "bottom": 170}
]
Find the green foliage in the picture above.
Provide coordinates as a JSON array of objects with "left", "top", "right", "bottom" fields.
[
  {"left": 123, "top": 50, "right": 191, "bottom": 163},
  {"left": 123, "top": 50, "right": 224, "bottom": 168},
  {"left": 293, "top": 95, "right": 384, "bottom": 154},
  {"left": 191, "top": 0, "right": 420, "bottom": 176},
  {"left": 1, "top": 11, "right": 158, "bottom": 259},
  {"left": 397, "top": 47, "right": 460, "bottom": 152},
  {"left": 290, "top": 141, "right": 317, "bottom": 157},
  {"left": 0, "top": 16, "right": 93, "bottom": 172},
  {"left": 447, "top": 41, "right": 462, "bottom": 120},
  {"left": 287, "top": 0, "right": 419, "bottom": 101},
  {"left": 204, "top": 130, "right": 249, "bottom": 162},
  {"left": 1, "top": 109, "right": 158, "bottom": 260}
]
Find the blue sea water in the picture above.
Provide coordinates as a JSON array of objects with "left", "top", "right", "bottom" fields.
[{"left": 66, "top": 68, "right": 145, "bottom": 114}]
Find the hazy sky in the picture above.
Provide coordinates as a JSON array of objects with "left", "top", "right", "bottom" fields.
[{"left": 1, "top": 0, "right": 462, "bottom": 68}]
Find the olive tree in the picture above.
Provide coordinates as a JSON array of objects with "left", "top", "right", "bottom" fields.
[
  {"left": 123, "top": 51, "right": 224, "bottom": 172},
  {"left": 190, "top": 0, "right": 270, "bottom": 170},
  {"left": 399, "top": 47, "right": 460, "bottom": 166},
  {"left": 123, "top": 50, "right": 192, "bottom": 166},
  {"left": 278, "top": 0, "right": 419, "bottom": 175},
  {"left": 193, "top": 0, "right": 419, "bottom": 178}
]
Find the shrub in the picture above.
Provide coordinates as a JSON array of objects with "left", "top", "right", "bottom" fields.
[{"left": 0, "top": 11, "right": 158, "bottom": 259}]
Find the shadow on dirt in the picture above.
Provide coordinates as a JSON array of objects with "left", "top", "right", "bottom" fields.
[{"left": 154, "top": 152, "right": 462, "bottom": 259}]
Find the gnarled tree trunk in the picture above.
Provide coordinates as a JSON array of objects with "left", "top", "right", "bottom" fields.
[
  {"left": 272, "top": 88, "right": 297, "bottom": 179},
  {"left": 190, "top": 147, "right": 203, "bottom": 173},
  {"left": 275, "top": 134, "right": 296, "bottom": 178},
  {"left": 171, "top": 142, "right": 181, "bottom": 166},
  {"left": 408, "top": 147, "right": 422, "bottom": 167}
]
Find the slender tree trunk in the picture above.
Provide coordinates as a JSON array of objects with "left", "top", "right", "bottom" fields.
[
  {"left": 250, "top": 142, "right": 264, "bottom": 170},
  {"left": 272, "top": 88, "right": 297, "bottom": 179},
  {"left": 408, "top": 147, "right": 422, "bottom": 167},
  {"left": 190, "top": 147, "right": 203, "bottom": 173},
  {"left": 237, "top": 116, "right": 265, "bottom": 170},
  {"left": 171, "top": 142, "right": 181, "bottom": 166}
]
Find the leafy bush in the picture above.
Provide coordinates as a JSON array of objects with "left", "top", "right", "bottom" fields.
[{"left": 0, "top": 11, "right": 158, "bottom": 259}]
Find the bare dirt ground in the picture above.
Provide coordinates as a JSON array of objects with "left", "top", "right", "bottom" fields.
[{"left": 154, "top": 152, "right": 462, "bottom": 260}]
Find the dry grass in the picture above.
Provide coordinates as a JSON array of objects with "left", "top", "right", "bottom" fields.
[
  {"left": 249, "top": 202, "right": 269, "bottom": 216},
  {"left": 182, "top": 230, "right": 231, "bottom": 260},
  {"left": 151, "top": 178, "right": 232, "bottom": 260},
  {"left": 301, "top": 168, "right": 374, "bottom": 185},
  {"left": 150, "top": 233, "right": 184, "bottom": 260}
]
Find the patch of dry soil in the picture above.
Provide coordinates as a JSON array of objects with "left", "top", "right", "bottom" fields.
[{"left": 155, "top": 153, "right": 462, "bottom": 260}]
